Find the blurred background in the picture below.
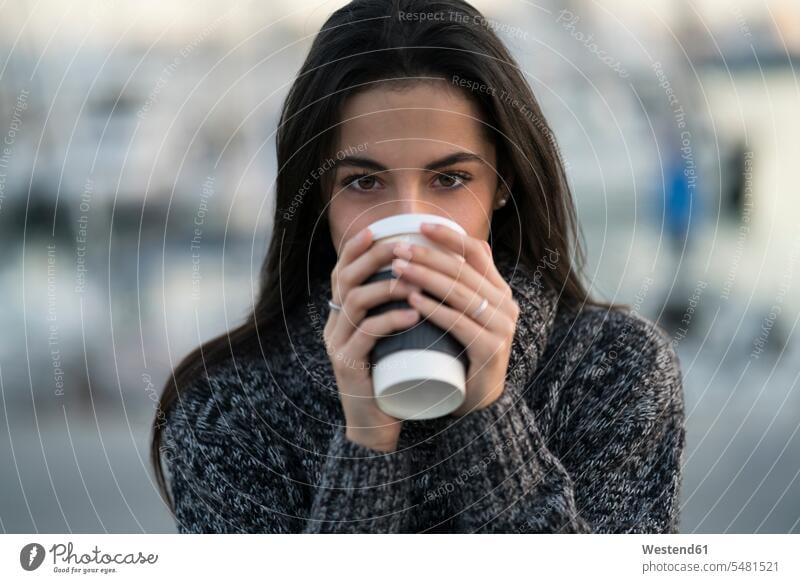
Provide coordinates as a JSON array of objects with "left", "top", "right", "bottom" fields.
[{"left": 0, "top": 0, "right": 798, "bottom": 533}]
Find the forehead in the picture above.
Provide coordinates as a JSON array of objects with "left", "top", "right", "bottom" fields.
[{"left": 335, "top": 82, "right": 494, "bottom": 163}]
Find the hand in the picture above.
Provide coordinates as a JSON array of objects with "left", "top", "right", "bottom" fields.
[
  {"left": 389, "top": 222, "right": 520, "bottom": 417},
  {"left": 323, "top": 227, "right": 422, "bottom": 451}
]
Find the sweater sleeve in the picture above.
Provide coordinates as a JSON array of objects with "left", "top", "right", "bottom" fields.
[
  {"left": 162, "top": 378, "right": 419, "bottom": 533},
  {"left": 426, "top": 316, "right": 685, "bottom": 533},
  {"left": 304, "top": 427, "right": 418, "bottom": 533}
]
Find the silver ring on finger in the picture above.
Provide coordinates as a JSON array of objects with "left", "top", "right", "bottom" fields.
[
  {"left": 471, "top": 296, "right": 489, "bottom": 319},
  {"left": 328, "top": 298, "right": 342, "bottom": 312}
]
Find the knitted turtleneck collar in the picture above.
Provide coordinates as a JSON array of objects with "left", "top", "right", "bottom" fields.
[{"left": 282, "top": 250, "right": 561, "bottom": 398}]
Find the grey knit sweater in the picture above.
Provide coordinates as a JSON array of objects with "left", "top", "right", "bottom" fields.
[{"left": 162, "top": 253, "right": 686, "bottom": 533}]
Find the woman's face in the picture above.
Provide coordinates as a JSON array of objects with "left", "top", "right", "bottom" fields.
[{"left": 325, "top": 81, "right": 504, "bottom": 253}]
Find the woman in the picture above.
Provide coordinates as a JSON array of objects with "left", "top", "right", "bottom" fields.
[{"left": 152, "top": 0, "right": 685, "bottom": 534}]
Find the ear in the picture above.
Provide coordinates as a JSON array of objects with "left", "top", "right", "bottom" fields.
[
  {"left": 494, "top": 174, "right": 513, "bottom": 208},
  {"left": 497, "top": 178, "right": 513, "bottom": 195}
]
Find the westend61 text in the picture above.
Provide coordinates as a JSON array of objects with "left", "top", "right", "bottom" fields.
[{"left": 642, "top": 544, "right": 708, "bottom": 555}]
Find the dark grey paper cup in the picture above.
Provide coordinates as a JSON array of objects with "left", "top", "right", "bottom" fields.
[{"left": 364, "top": 213, "right": 469, "bottom": 420}]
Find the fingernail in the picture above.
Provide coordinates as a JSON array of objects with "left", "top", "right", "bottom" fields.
[
  {"left": 392, "top": 257, "right": 409, "bottom": 276},
  {"left": 360, "top": 227, "right": 372, "bottom": 242},
  {"left": 393, "top": 242, "right": 413, "bottom": 259}
]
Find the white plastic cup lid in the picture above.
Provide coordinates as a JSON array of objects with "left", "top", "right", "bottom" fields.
[{"left": 367, "top": 213, "right": 465, "bottom": 240}]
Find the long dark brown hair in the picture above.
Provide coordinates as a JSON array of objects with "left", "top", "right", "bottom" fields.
[{"left": 151, "top": 0, "right": 626, "bottom": 514}]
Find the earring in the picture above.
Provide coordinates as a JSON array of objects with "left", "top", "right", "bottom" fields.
[{"left": 495, "top": 194, "right": 508, "bottom": 209}]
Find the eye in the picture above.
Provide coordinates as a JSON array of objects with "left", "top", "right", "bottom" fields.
[
  {"left": 341, "top": 172, "right": 381, "bottom": 192},
  {"left": 433, "top": 171, "right": 471, "bottom": 190}
]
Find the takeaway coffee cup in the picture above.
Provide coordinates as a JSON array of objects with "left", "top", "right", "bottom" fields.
[{"left": 364, "top": 213, "right": 470, "bottom": 420}]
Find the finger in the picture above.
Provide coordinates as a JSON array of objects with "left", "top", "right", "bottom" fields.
[
  {"left": 391, "top": 258, "right": 511, "bottom": 333},
  {"left": 338, "top": 226, "right": 373, "bottom": 265},
  {"left": 339, "top": 277, "right": 418, "bottom": 331},
  {"left": 344, "top": 308, "right": 420, "bottom": 361},
  {"left": 419, "top": 222, "right": 508, "bottom": 290},
  {"left": 330, "top": 227, "right": 375, "bottom": 306},
  {"left": 406, "top": 290, "right": 510, "bottom": 361},
  {"left": 333, "top": 240, "right": 400, "bottom": 301},
  {"left": 328, "top": 277, "right": 418, "bottom": 350},
  {"left": 391, "top": 240, "right": 503, "bottom": 303}
]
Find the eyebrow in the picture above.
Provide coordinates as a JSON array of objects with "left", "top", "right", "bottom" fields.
[{"left": 333, "top": 151, "right": 485, "bottom": 172}]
